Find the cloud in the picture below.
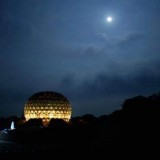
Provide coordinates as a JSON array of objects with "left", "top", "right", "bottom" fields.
[
  {"left": 0, "top": 10, "right": 36, "bottom": 51},
  {"left": 80, "top": 57, "right": 160, "bottom": 98},
  {"left": 95, "top": 31, "right": 145, "bottom": 45},
  {"left": 55, "top": 53, "right": 160, "bottom": 102}
]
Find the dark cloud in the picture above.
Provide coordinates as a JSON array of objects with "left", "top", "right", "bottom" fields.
[
  {"left": 57, "top": 54, "right": 160, "bottom": 115},
  {"left": 81, "top": 69, "right": 160, "bottom": 98},
  {"left": 0, "top": 0, "right": 160, "bottom": 117}
]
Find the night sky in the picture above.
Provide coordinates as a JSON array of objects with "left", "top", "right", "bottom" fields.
[{"left": 0, "top": 0, "right": 160, "bottom": 117}]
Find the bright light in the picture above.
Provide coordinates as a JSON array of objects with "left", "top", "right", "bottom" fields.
[
  {"left": 10, "top": 121, "right": 15, "bottom": 130},
  {"left": 106, "top": 16, "right": 112, "bottom": 22},
  {"left": 24, "top": 91, "right": 72, "bottom": 126}
]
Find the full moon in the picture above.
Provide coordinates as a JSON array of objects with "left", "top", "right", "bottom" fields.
[{"left": 106, "top": 16, "right": 112, "bottom": 22}]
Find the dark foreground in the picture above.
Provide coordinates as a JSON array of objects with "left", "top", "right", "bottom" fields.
[{"left": 1, "top": 92, "right": 160, "bottom": 158}]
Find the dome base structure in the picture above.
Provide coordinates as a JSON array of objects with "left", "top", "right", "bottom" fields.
[{"left": 24, "top": 91, "right": 72, "bottom": 125}]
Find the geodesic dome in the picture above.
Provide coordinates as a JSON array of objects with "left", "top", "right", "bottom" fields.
[{"left": 24, "top": 91, "right": 72, "bottom": 125}]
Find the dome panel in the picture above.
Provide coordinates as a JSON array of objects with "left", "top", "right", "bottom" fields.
[{"left": 24, "top": 91, "right": 72, "bottom": 125}]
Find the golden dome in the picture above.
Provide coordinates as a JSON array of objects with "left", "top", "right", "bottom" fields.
[{"left": 24, "top": 91, "right": 72, "bottom": 125}]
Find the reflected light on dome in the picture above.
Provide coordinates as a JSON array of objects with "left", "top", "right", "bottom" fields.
[{"left": 24, "top": 91, "right": 72, "bottom": 126}]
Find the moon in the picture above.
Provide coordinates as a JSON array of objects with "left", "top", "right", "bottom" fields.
[{"left": 106, "top": 16, "right": 112, "bottom": 22}]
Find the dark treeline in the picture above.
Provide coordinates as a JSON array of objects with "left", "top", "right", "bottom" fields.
[{"left": 1, "top": 92, "right": 160, "bottom": 157}]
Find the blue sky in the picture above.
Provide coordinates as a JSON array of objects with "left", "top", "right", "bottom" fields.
[{"left": 0, "top": 0, "right": 160, "bottom": 117}]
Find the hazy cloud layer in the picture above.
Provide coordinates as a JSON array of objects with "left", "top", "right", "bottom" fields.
[{"left": 0, "top": 0, "right": 160, "bottom": 117}]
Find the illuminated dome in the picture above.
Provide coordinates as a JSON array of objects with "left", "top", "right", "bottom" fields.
[{"left": 24, "top": 91, "right": 72, "bottom": 125}]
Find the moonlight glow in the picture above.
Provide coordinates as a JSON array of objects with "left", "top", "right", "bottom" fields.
[{"left": 106, "top": 16, "right": 112, "bottom": 22}]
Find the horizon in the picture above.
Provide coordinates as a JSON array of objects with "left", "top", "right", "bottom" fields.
[{"left": 0, "top": 90, "right": 159, "bottom": 118}]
